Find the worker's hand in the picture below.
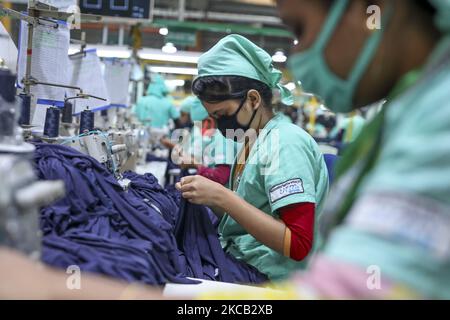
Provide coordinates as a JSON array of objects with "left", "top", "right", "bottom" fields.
[
  {"left": 160, "top": 137, "right": 175, "bottom": 149},
  {"left": 175, "top": 175, "right": 226, "bottom": 207}
]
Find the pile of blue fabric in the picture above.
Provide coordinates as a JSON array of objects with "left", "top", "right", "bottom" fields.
[
  {"left": 35, "top": 143, "right": 267, "bottom": 285},
  {"left": 34, "top": 143, "right": 190, "bottom": 285},
  {"left": 174, "top": 199, "right": 268, "bottom": 284}
]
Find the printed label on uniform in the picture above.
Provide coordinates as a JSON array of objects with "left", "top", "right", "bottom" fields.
[{"left": 269, "top": 179, "right": 304, "bottom": 203}]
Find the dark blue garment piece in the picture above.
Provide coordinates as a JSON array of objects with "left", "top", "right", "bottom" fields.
[
  {"left": 175, "top": 199, "right": 268, "bottom": 284},
  {"left": 34, "top": 143, "right": 193, "bottom": 285},
  {"left": 123, "top": 171, "right": 180, "bottom": 228},
  {"left": 323, "top": 154, "right": 339, "bottom": 185}
]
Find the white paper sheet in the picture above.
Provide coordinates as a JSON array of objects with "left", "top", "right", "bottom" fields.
[
  {"left": 17, "top": 19, "right": 71, "bottom": 106},
  {"left": 103, "top": 59, "right": 131, "bottom": 108},
  {"left": 0, "top": 22, "right": 18, "bottom": 72},
  {"left": 37, "top": 0, "right": 77, "bottom": 11},
  {"left": 68, "top": 50, "right": 111, "bottom": 113}
]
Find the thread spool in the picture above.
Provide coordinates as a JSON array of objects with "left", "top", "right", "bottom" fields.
[
  {"left": 0, "top": 69, "right": 16, "bottom": 103},
  {"left": 0, "top": 69, "right": 16, "bottom": 137},
  {"left": 61, "top": 101, "right": 73, "bottom": 124},
  {"left": 43, "top": 107, "right": 60, "bottom": 138},
  {"left": 18, "top": 94, "right": 31, "bottom": 126},
  {"left": 0, "top": 108, "right": 15, "bottom": 137},
  {"left": 79, "top": 110, "right": 94, "bottom": 134}
]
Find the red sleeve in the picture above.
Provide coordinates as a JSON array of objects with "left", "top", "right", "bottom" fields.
[
  {"left": 197, "top": 165, "right": 231, "bottom": 185},
  {"left": 280, "top": 203, "right": 315, "bottom": 262}
]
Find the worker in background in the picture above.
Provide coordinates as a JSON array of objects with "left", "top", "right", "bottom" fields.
[
  {"left": 329, "top": 111, "right": 366, "bottom": 144},
  {"left": 174, "top": 96, "right": 238, "bottom": 186},
  {"left": 234, "top": 0, "right": 449, "bottom": 299},
  {"left": 176, "top": 35, "right": 329, "bottom": 281},
  {"left": 134, "top": 74, "right": 180, "bottom": 129},
  {"left": 177, "top": 95, "right": 194, "bottom": 129}
]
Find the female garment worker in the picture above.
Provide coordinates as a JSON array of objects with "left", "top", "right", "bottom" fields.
[
  {"left": 174, "top": 96, "right": 239, "bottom": 186},
  {"left": 247, "top": 0, "right": 449, "bottom": 299},
  {"left": 176, "top": 34, "right": 329, "bottom": 281},
  {"left": 134, "top": 74, "right": 180, "bottom": 129}
]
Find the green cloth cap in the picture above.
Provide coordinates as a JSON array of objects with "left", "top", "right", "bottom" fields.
[
  {"left": 180, "top": 96, "right": 195, "bottom": 113},
  {"left": 189, "top": 97, "right": 209, "bottom": 121},
  {"left": 196, "top": 34, "right": 293, "bottom": 106},
  {"left": 147, "top": 74, "right": 169, "bottom": 98}
]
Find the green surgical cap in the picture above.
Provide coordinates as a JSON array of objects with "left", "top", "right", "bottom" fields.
[
  {"left": 430, "top": 0, "right": 450, "bottom": 32},
  {"left": 147, "top": 74, "right": 169, "bottom": 97},
  {"left": 189, "top": 97, "right": 209, "bottom": 121},
  {"left": 196, "top": 34, "right": 293, "bottom": 106},
  {"left": 180, "top": 96, "right": 195, "bottom": 113}
]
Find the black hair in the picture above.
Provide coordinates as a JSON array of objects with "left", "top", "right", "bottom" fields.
[{"left": 192, "top": 76, "right": 273, "bottom": 107}]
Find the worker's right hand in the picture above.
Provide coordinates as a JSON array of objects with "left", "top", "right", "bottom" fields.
[{"left": 175, "top": 175, "right": 226, "bottom": 207}]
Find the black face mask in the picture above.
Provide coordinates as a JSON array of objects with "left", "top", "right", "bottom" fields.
[{"left": 216, "top": 95, "right": 258, "bottom": 141}]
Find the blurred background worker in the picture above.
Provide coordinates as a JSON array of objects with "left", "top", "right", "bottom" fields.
[
  {"left": 273, "top": 0, "right": 450, "bottom": 299},
  {"left": 329, "top": 111, "right": 366, "bottom": 144},
  {"left": 171, "top": 96, "right": 238, "bottom": 186},
  {"left": 177, "top": 95, "right": 195, "bottom": 129},
  {"left": 134, "top": 74, "right": 180, "bottom": 129}
]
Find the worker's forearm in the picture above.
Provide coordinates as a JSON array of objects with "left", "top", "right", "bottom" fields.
[{"left": 215, "top": 189, "right": 286, "bottom": 254}]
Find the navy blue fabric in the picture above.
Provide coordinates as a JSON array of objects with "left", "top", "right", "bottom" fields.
[
  {"left": 324, "top": 154, "right": 339, "bottom": 184},
  {"left": 35, "top": 143, "right": 267, "bottom": 285},
  {"left": 175, "top": 199, "right": 268, "bottom": 284},
  {"left": 34, "top": 143, "right": 193, "bottom": 285},
  {"left": 123, "top": 171, "right": 180, "bottom": 228}
]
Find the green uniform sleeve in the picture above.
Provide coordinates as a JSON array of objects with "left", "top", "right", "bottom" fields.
[
  {"left": 169, "top": 103, "right": 181, "bottom": 120},
  {"left": 261, "top": 128, "right": 318, "bottom": 213}
]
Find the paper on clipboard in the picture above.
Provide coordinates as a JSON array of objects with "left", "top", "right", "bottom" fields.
[
  {"left": 17, "top": 19, "right": 71, "bottom": 106},
  {"left": 103, "top": 59, "right": 131, "bottom": 108},
  {"left": 0, "top": 22, "right": 18, "bottom": 72},
  {"left": 68, "top": 50, "right": 110, "bottom": 113},
  {"left": 39, "top": 0, "right": 77, "bottom": 11}
]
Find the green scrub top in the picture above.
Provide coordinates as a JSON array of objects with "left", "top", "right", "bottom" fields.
[
  {"left": 186, "top": 125, "right": 239, "bottom": 168},
  {"left": 219, "top": 113, "right": 330, "bottom": 281},
  {"left": 277, "top": 112, "right": 293, "bottom": 124},
  {"left": 323, "top": 35, "right": 450, "bottom": 299},
  {"left": 135, "top": 79, "right": 180, "bottom": 129}
]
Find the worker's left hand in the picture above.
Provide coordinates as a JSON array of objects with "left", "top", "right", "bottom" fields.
[{"left": 175, "top": 175, "right": 225, "bottom": 207}]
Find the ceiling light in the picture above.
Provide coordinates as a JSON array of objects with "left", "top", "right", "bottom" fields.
[
  {"left": 149, "top": 66, "right": 198, "bottom": 76},
  {"left": 159, "top": 27, "right": 169, "bottom": 36},
  {"left": 162, "top": 43, "right": 177, "bottom": 54},
  {"left": 284, "top": 82, "right": 296, "bottom": 91},
  {"left": 138, "top": 49, "right": 201, "bottom": 64},
  {"left": 272, "top": 50, "right": 287, "bottom": 63}
]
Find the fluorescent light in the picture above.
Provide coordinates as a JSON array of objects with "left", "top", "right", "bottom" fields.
[
  {"left": 293, "top": 39, "right": 299, "bottom": 46},
  {"left": 69, "top": 45, "right": 202, "bottom": 64},
  {"left": 284, "top": 82, "right": 296, "bottom": 91},
  {"left": 162, "top": 43, "right": 177, "bottom": 54},
  {"left": 159, "top": 27, "right": 169, "bottom": 36},
  {"left": 68, "top": 45, "right": 132, "bottom": 59},
  {"left": 149, "top": 66, "right": 198, "bottom": 76},
  {"left": 138, "top": 50, "right": 200, "bottom": 64},
  {"left": 165, "top": 79, "right": 185, "bottom": 87},
  {"left": 272, "top": 50, "right": 287, "bottom": 63}
]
